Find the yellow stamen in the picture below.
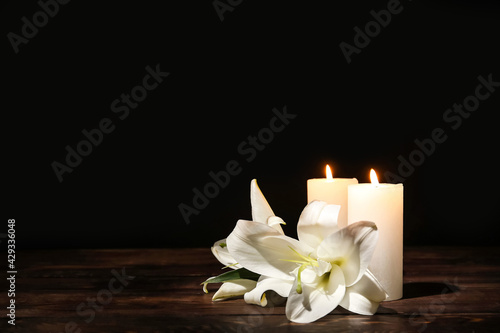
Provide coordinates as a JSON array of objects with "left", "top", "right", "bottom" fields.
[{"left": 279, "top": 246, "right": 320, "bottom": 294}]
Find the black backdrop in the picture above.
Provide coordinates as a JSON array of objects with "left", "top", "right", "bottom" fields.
[{"left": 3, "top": 0, "right": 500, "bottom": 249}]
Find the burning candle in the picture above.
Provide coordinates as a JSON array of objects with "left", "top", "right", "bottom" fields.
[
  {"left": 347, "top": 169, "right": 404, "bottom": 300},
  {"left": 307, "top": 165, "right": 358, "bottom": 228}
]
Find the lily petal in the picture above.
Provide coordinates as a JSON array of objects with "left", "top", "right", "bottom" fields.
[
  {"left": 286, "top": 264, "right": 346, "bottom": 323},
  {"left": 212, "top": 279, "right": 257, "bottom": 302},
  {"left": 227, "top": 220, "right": 314, "bottom": 280},
  {"left": 251, "top": 179, "right": 284, "bottom": 234},
  {"left": 339, "top": 269, "right": 388, "bottom": 315},
  {"left": 317, "top": 221, "right": 378, "bottom": 287},
  {"left": 313, "top": 259, "right": 332, "bottom": 277},
  {"left": 244, "top": 275, "right": 293, "bottom": 307},
  {"left": 211, "top": 239, "right": 242, "bottom": 269},
  {"left": 297, "top": 201, "right": 341, "bottom": 249}
]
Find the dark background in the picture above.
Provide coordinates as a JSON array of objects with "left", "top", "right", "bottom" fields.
[{"left": 3, "top": 0, "right": 499, "bottom": 249}]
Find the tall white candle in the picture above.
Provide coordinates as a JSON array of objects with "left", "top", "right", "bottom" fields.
[
  {"left": 348, "top": 169, "right": 403, "bottom": 301},
  {"left": 307, "top": 165, "right": 358, "bottom": 229}
]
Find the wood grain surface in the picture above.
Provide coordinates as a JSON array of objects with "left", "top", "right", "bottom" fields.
[{"left": 1, "top": 247, "right": 499, "bottom": 332}]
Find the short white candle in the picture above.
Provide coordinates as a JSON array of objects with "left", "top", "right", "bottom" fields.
[
  {"left": 307, "top": 165, "right": 358, "bottom": 229},
  {"left": 348, "top": 169, "right": 403, "bottom": 301}
]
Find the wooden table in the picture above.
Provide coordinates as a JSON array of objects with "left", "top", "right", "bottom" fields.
[{"left": 3, "top": 247, "right": 500, "bottom": 332}]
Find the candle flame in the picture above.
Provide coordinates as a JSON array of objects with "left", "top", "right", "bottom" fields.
[
  {"left": 370, "top": 169, "right": 379, "bottom": 185},
  {"left": 326, "top": 165, "right": 333, "bottom": 180}
]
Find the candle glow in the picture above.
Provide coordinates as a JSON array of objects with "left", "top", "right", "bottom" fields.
[
  {"left": 370, "top": 169, "right": 379, "bottom": 185},
  {"left": 326, "top": 164, "right": 333, "bottom": 180}
]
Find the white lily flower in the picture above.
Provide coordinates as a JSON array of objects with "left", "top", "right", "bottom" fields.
[
  {"left": 205, "top": 179, "right": 286, "bottom": 299},
  {"left": 211, "top": 179, "right": 285, "bottom": 269},
  {"left": 211, "top": 239, "right": 242, "bottom": 269},
  {"left": 212, "top": 279, "right": 258, "bottom": 302},
  {"left": 226, "top": 201, "right": 388, "bottom": 323},
  {"left": 244, "top": 275, "right": 293, "bottom": 307}
]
